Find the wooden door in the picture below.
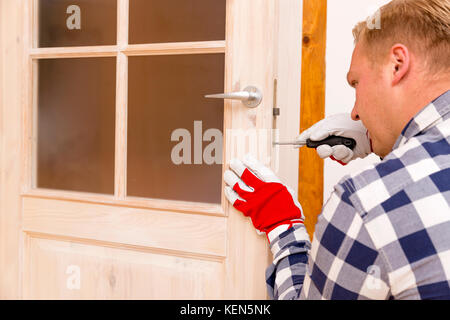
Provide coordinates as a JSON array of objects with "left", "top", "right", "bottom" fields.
[{"left": 0, "top": 0, "right": 302, "bottom": 299}]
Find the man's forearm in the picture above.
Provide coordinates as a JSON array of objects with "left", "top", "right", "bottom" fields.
[{"left": 265, "top": 225, "right": 311, "bottom": 299}]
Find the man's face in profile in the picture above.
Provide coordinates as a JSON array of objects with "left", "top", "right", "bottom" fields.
[{"left": 348, "top": 42, "right": 398, "bottom": 157}]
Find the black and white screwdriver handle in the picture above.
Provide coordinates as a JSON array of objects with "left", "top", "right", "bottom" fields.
[
  {"left": 274, "top": 135, "right": 357, "bottom": 150},
  {"left": 305, "top": 135, "right": 356, "bottom": 150}
]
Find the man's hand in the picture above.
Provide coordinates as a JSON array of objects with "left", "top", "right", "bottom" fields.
[
  {"left": 224, "top": 154, "right": 304, "bottom": 242},
  {"left": 296, "top": 113, "right": 372, "bottom": 165}
]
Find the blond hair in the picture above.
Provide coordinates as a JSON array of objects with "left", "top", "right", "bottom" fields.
[{"left": 353, "top": 0, "right": 450, "bottom": 74}]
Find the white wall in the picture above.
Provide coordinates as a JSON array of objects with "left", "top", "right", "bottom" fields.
[{"left": 323, "top": 0, "right": 390, "bottom": 201}]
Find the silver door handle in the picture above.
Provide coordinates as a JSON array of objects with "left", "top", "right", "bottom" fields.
[{"left": 204, "top": 86, "right": 262, "bottom": 108}]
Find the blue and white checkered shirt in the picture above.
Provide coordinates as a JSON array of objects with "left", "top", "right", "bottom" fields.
[{"left": 266, "top": 90, "right": 450, "bottom": 300}]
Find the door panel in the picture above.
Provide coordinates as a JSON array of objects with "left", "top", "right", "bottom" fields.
[
  {"left": 37, "top": 57, "right": 116, "bottom": 194},
  {"left": 22, "top": 197, "right": 227, "bottom": 258},
  {"left": 127, "top": 53, "right": 224, "bottom": 203},
  {"left": 38, "top": 0, "right": 117, "bottom": 47},
  {"left": 24, "top": 237, "right": 223, "bottom": 299},
  {"left": 0, "top": 0, "right": 302, "bottom": 299},
  {"left": 129, "top": 0, "right": 226, "bottom": 44}
]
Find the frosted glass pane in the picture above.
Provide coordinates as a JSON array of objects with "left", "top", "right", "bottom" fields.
[
  {"left": 38, "top": 0, "right": 117, "bottom": 47},
  {"left": 127, "top": 54, "right": 224, "bottom": 203},
  {"left": 37, "top": 58, "right": 116, "bottom": 194},
  {"left": 129, "top": 0, "right": 226, "bottom": 44}
]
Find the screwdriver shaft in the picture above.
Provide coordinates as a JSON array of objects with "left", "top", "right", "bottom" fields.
[{"left": 273, "top": 141, "right": 305, "bottom": 146}]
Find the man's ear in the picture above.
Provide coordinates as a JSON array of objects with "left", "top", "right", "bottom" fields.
[{"left": 390, "top": 44, "right": 410, "bottom": 85}]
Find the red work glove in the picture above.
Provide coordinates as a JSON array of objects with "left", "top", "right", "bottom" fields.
[{"left": 224, "top": 154, "right": 304, "bottom": 243}]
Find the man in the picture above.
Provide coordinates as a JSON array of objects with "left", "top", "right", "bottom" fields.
[{"left": 224, "top": 0, "right": 450, "bottom": 299}]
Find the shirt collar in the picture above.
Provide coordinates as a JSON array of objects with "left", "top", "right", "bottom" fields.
[{"left": 393, "top": 90, "right": 450, "bottom": 149}]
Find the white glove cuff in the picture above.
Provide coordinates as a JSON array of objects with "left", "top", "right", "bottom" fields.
[
  {"left": 267, "top": 219, "right": 305, "bottom": 244},
  {"left": 269, "top": 223, "right": 310, "bottom": 255}
]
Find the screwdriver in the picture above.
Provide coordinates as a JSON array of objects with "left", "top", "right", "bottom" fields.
[{"left": 273, "top": 135, "right": 357, "bottom": 150}]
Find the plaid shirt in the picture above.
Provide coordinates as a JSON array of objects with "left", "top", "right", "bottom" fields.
[{"left": 266, "top": 90, "right": 450, "bottom": 300}]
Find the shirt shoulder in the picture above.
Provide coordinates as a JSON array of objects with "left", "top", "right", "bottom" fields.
[
  {"left": 333, "top": 121, "right": 450, "bottom": 299},
  {"left": 336, "top": 117, "right": 450, "bottom": 221}
]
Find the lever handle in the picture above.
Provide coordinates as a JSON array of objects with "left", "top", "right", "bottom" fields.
[{"left": 205, "top": 86, "right": 262, "bottom": 108}]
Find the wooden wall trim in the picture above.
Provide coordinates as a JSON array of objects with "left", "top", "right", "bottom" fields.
[{"left": 299, "top": 0, "right": 327, "bottom": 240}]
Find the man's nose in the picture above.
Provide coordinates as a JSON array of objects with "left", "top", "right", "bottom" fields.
[{"left": 351, "top": 105, "right": 359, "bottom": 121}]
